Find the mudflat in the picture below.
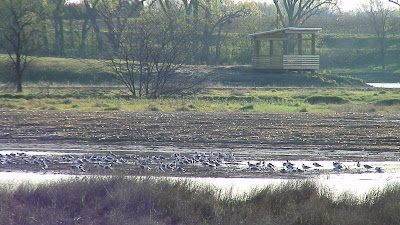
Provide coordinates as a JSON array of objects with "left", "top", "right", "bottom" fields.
[{"left": 0, "top": 109, "right": 399, "bottom": 177}]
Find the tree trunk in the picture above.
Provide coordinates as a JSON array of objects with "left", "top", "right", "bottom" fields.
[
  {"left": 15, "top": 53, "right": 23, "bottom": 92},
  {"left": 214, "top": 24, "right": 223, "bottom": 65},
  {"left": 42, "top": 24, "right": 49, "bottom": 54},
  {"left": 80, "top": 18, "right": 89, "bottom": 58}
]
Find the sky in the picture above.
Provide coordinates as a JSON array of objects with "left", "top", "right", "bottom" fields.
[
  {"left": 68, "top": 0, "right": 398, "bottom": 12},
  {"left": 259, "top": 0, "right": 397, "bottom": 11},
  {"left": 340, "top": 0, "right": 396, "bottom": 11}
]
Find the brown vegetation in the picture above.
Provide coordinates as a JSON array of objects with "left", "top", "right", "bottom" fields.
[{"left": 0, "top": 177, "right": 399, "bottom": 224}]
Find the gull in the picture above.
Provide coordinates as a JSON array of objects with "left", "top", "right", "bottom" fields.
[
  {"left": 279, "top": 168, "right": 287, "bottom": 173},
  {"left": 140, "top": 164, "right": 151, "bottom": 170},
  {"left": 333, "top": 162, "right": 343, "bottom": 170},
  {"left": 119, "top": 158, "right": 126, "bottom": 163},
  {"left": 364, "top": 164, "right": 373, "bottom": 170},
  {"left": 103, "top": 165, "right": 112, "bottom": 170},
  {"left": 208, "top": 164, "right": 216, "bottom": 169},
  {"left": 247, "top": 162, "right": 257, "bottom": 167},
  {"left": 283, "top": 160, "right": 294, "bottom": 168},
  {"left": 302, "top": 164, "right": 311, "bottom": 170},
  {"left": 78, "top": 165, "right": 85, "bottom": 172},
  {"left": 228, "top": 153, "right": 235, "bottom": 161},
  {"left": 375, "top": 167, "right": 383, "bottom": 173},
  {"left": 176, "top": 167, "right": 185, "bottom": 173},
  {"left": 154, "top": 166, "right": 165, "bottom": 172},
  {"left": 250, "top": 166, "right": 260, "bottom": 171},
  {"left": 313, "top": 162, "right": 322, "bottom": 168}
]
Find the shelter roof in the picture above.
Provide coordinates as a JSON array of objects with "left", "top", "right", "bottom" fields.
[{"left": 249, "top": 27, "right": 322, "bottom": 39}]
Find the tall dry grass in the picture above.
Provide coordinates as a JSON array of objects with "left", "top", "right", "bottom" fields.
[{"left": 0, "top": 177, "right": 399, "bottom": 225}]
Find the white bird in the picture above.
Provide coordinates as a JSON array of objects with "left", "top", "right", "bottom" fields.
[
  {"left": 140, "top": 164, "right": 151, "bottom": 170},
  {"left": 375, "top": 167, "right": 383, "bottom": 173},
  {"left": 283, "top": 160, "right": 294, "bottom": 168},
  {"left": 78, "top": 165, "right": 85, "bottom": 172},
  {"left": 279, "top": 168, "right": 287, "bottom": 173},
  {"left": 313, "top": 162, "right": 322, "bottom": 167},
  {"left": 250, "top": 166, "right": 260, "bottom": 171},
  {"left": 176, "top": 167, "right": 185, "bottom": 173},
  {"left": 364, "top": 164, "right": 373, "bottom": 170},
  {"left": 333, "top": 162, "right": 343, "bottom": 170},
  {"left": 247, "top": 162, "right": 256, "bottom": 167},
  {"left": 103, "top": 165, "right": 112, "bottom": 170},
  {"left": 302, "top": 164, "right": 311, "bottom": 170},
  {"left": 228, "top": 152, "right": 235, "bottom": 161}
]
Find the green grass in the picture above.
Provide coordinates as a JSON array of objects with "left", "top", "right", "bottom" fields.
[
  {"left": 2, "top": 86, "right": 400, "bottom": 113},
  {"left": 1, "top": 176, "right": 399, "bottom": 224},
  {"left": 0, "top": 55, "right": 114, "bottom": 84}
]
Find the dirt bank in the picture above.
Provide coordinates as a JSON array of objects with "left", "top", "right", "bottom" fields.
[{"left": 1, "top": 109, "right": 399, "bottom": 151}]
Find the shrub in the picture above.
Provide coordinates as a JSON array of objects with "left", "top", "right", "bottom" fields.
[
  {"left": 374, "top": 99, "right": 400, "bottom": 106},
  {"left": 240, "top": 104, "right": 254, "bottom": 111},
  {"left": 305, "top": 96, "right": 347, "bottom": 104}
]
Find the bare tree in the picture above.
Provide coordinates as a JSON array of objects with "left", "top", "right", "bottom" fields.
[
  {"left": 107, "top": 9, "right": 206, "bottom": 98},
  {"left": 97, "top": 0, "right": 144, "bottom": 52},
  {"left": 51, "top": 0, "right": 66, "bottom": 57},
  {"left": 363, "top": 0, "right": 394, "bottom": 69},
  {"left": 196, "top": 0, "right": 250, "bottom": 65},
  {"left": 273, "top": 0, "right": 338, "bottom": 27},
  {"left": 0, "top": 0, "right": 44, "bottom": 92},
  {"left": 79, "top": 0, "right": 104, "bottom": 58},
  {"left": 389, "top": 0, "right": 400, "bottom": 6}
]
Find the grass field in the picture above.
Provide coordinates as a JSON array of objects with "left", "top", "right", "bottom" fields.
[
  {"left": 1, "top": 176, "right": 399, "bottom": 224},
  {"left": 1, "top": 86, "right": 400, "bottom": 113}
]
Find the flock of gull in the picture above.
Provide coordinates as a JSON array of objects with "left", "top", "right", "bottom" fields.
[{"left": 0, "top": 151, "right": 385, "bottom": 175}]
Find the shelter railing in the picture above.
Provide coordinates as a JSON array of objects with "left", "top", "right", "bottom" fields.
[{"left": 252, "top": 55, "right": 319, "bottom": 70}]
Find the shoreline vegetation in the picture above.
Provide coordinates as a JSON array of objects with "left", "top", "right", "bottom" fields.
[
  {"left": 1, "top": 176, "right": 399, "bottom": 224},
  {"left": 1, "top": 85, "right": 400, "bottom": 113}
]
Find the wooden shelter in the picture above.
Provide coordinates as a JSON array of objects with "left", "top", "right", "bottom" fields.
[{"left": 249, "top": 27, "right": 321, "bottom": 72}]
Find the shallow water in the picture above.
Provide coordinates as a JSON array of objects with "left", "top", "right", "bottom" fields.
[
  {"left": 1, "top": 143, "right": 400, "bottom": 198},
  {"left": 366, "top": 83, "right": 400, "bottom": 88}
]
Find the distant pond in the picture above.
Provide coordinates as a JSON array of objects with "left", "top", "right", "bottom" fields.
[{"left": 366, "top": 83, "right": 400, "bottom": 88}]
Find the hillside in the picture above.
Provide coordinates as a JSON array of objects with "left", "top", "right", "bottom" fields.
[{"left": 0, "top": 56, "right": 367, "bottom": 87}]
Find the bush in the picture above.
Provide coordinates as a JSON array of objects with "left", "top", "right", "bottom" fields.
[
  {"left": 374, "top": 99, "right": 400, "bottom": 106},
  {"left": 305, "top": 96, "right": 347, "bottom": 104},
  {"left": 240, "top": 104, "right": 254, "bottom": 111}
]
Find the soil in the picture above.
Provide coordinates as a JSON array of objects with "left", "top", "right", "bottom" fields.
[{"left": 1, "top": 109, "right": 400, "bottom": 178}]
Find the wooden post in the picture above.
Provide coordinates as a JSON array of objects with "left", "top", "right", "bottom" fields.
[
  {"left": 269, "top": 40, "right": 274, "bottom": 56},
  {"left": 283, "top": 34, "right": 288, "bottom": 55},
  {"left": 298, "top": 34, "right": 303, "bottom": 55},
  {"left": 311, "top": 34, "right": 316, "bottom": 55},
  {"left": 254, "top": 39, "right": 261, "bottom": 56}
]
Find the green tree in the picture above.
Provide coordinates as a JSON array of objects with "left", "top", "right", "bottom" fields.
[
  {"left": 362, "top": 0, "right": 395, "bottom": 69},
  {"left": 0, "top": 0, "right": 45, "bottom": 92}
]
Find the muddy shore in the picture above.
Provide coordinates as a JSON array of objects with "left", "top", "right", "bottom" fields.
[{"left": 0, "top": 109, "right": 399, "bottom": 177}]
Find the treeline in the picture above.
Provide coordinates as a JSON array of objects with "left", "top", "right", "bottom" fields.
[
  {"left": 1, "top": 0, "right": 399, "bottom": 66},
  {"left": 1, "top": 0, "right": 400, "bottom": 94}
]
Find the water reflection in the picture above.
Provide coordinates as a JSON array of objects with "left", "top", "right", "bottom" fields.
[{"left": 366, "top": 83, "right": 400, "bottom": 88}]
